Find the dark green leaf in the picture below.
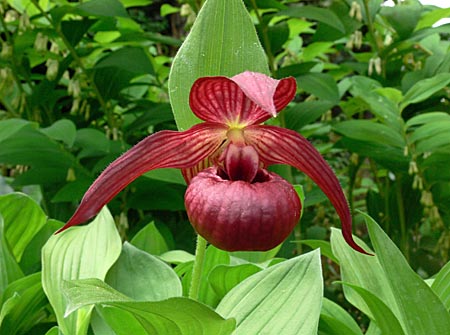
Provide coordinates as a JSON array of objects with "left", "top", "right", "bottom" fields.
[
  {"left": 278, "top": 5, "right": 345, "bottom": 33},
  {"left": 130, "top": 222, "right": 169, "bottom": 256},
  {"left": 76, "top": 0, "right": 128, "bottom": 18},
  {"left": 60, "top": 19, "right": 97, "bottom": 47},
  {"left": 380, "top": 2, "right": 422, "bottom": 39},
  {"left": 40, "top": 119, "right": 77, "bottom": 148},
  {"left": 296, "top": 73, "right": 339, "bottom": 103}
]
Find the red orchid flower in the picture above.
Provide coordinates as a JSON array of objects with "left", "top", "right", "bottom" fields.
[{"left": 57, "top": 71, "right": 368, "bottom": 254}]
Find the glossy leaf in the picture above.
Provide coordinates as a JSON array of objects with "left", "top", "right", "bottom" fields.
[
  {"left": 0, "top": 193, "right": 47, "bottom": 262},
  {"left": 216, "top": 249, "right": 323, "bottom": 335},
  {"left": 169, "top": 0, "right": 269, "bottom": 130},
  {"left": 63, "top": 278, "right": 236, "bottom": 335},
  {"left": 42, "top": 207, "right": 122, "bottom": 335},
  {"left": 105, "top": 242, "right": 182, "bottom": 301}
]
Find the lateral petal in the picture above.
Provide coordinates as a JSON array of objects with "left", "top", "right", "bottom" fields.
[
  {"left": 57, "top": 123, "right": 227, "bottom": 233},
  {"left": 245, "top": 125, "right": 370, "bottom": 254}
]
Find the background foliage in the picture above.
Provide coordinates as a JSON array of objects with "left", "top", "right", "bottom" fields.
[{"left": 0, "top": 0, "right": 449, "bottom": 334}]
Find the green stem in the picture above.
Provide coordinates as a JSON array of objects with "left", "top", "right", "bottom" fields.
[{"left": 189, "top": 234, "right": 207, "bottom": 300}]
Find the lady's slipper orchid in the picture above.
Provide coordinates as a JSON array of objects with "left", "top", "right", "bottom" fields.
[{"left": 57, "top": 71, "right": 368, "bottom": 254}]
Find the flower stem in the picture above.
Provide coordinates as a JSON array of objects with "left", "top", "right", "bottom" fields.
[{"left": 189, "top": 234, "right": 207, "bottom": 300}]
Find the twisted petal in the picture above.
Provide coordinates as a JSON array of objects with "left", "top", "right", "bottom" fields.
[
  {"left": 245, "top": 125, "right": 369, "bottom": 255},
  {"left": 57, "top": 123, "right": 227, "bottom": 233},
  {"left": 189, "top": 72, "right": 296, "bottom": 125}
]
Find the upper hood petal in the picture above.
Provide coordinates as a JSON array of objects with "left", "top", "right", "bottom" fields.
[
  {"left": 189, "top": 72, "right": 296, "bottom": 126},
  {"left": 245, "top": 125, "right": 370, "bottom": 255},
  {"left": 57, "top": 123, "right": 227, "bottom": 233}
]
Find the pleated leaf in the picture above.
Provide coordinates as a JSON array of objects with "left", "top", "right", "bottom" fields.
[
  {"left": 41, "top": 207, "right": 122, "bottom": 335},
  {"left": 216, "top": 249, "right": 322, "bottom": 335}
]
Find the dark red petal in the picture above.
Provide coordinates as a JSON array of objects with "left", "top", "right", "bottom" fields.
[
  {"left": 57, "top": 123, "right": 227, "bottom": 233},
  {"left": 245, "top": 125, "right": 370, "bottom": 255},
  {"left": 224, "top": 143, "right": 259, "bottom": 182},
  {"left": 189, "top": 73, "right": 296, "bottom": 126}
]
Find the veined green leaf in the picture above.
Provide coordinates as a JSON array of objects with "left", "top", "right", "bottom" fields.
[
  {"left": 400, "top": 73, "right": 450, "bottom": 111},
  {"left": 63, "top": 278, "right": 235, "bottom": 335},
  {"left": 319, "top": 298, "right": 363, "bottom": 335},
  {"left": 405, "top": 111, "right": 450, "bottom": 128},
  {"left": 130, "top": 222, "right": 169, "bottom": 256},
  {"left": 0, "top": 193, "right": 47, "bottom": 262},
  {"left": 42, "top": 207, "right": 122, "bottom": 335},
  {"left": 409, "top": 121, "right": 450, "bottom": 143},
  {"left": 0, "top": 215, "right": 24, "bottom": 298},
  {"left": 216, "top": 249, "right": 323, "bottom": 335},
  {"left": 208, "top": 264, "right": 262, "bottom": 300},
  {"left": 340, "top": 283, "right": 405, "bottom": 335},
  {"left": 168, "top": 0, "right": 269, "bottom": 131},
  {"left": 105, "top": 242, "right": 182, "bottom": 301},
  {"left": 431, "top": 260, "right": 450, "bottom": 310},
  {"left": 333, "top": 120, "right": 406, "bottom": 148}
]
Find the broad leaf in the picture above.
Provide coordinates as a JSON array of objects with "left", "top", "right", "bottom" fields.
[
  {"left": 0, "top": 273, "right": 48, "bottom": 335},
  {"left": 42, "top": 207, "right": 122, "bottom": 335},
  {"left": 0, "top": 193, "right": 47, "bottom": 262},
  {"left": 105, "top": 242, "right": 182, "bottom": 301},
  {"left": 400, "top": 73, "right": 450, "bottom": 111},
  {"left": 216, "top": 249, "right": 323, "bottom": 335},
  {"left": 130, "top": 222, "right": 170, "bottom": 255},
  {"left": 431, "top": 260, "right": 450, "bottom": 310},
  {"left": 63, "top": 278, "right": 235, "bottom": 335},
  {"left": 319, "top": 298, "right": 363, "bottom": 335},
  {"left": 169, "top": 0, "right": 269, "bottom": 130},
  {"left": 0, "top": 215, "right": 24, "bottom": 297}
]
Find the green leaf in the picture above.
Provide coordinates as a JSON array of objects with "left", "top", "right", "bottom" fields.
[
  {"left": 0, "top": 273, "right": 48, "bottom": 335},
  {"left": 278, "top": 5, "right": 345, "bottom": 33},
  {"left": 216, "top": 249, "right": 323, "bottom": 335},
  {"left": 130, "top": 222, "right": 169, "bottom": 255},
  {"left": 300, "top": 240, "right": 338, "bottom": 264},
  {"left": 63, "top": 278, "right": 235, "bottom": 335},
  {"left": 105, "top": 242, "right": 182, "bottom": 301},
  {"left": 332, "top": 214, "right": 450, "bottom": 335},
  {"left": 199, "top": 245, "right": 230, "bottom": 307},
  {"left": 409, "top": 121, "right": 450, "bottom": 143},
  {"left": 319, "top": 298, "right": 363, "bottom": 335},
  {"left": 41, "top": 207, "right": 122, "bottom": 335},
  {"left": 168, "top": 0, "right": 269, "bottom": 130},
  {"left": 431, "top": 260, "right": 450, "bottom": 310},
  {"left": 60, "top": 18, "right": 97, "bottom": 47},
  {"left": 285, "top": 101, "right": 334, "bottom": 130},
  {"left": 296, "top": 73, "right": 340, "bottom": 103},
  {"left": 405, "top": 111, "right": 450, "bottom": 128},
  {"left": 400, "top": 73, "right": 450, "bottom": 111},
  {"left": 333, "top": 120, "right": 406, "bottom": 148},
  {"left": 340, "top": 283, "right": 405, "bottom": 335},
  {"left": 40, "top": 119, "right": 77, "bottom": 148},
  {"left": 416, "top": 7, "right": 450, "bottom": 30},
  {"left": 76, "top": 0, "right": 128, "bottom": 17},
  {"left": 159, "top": 250, "right": 195, "bottom": 264},
  {"left": 0, "top": 119, "right": 30, "bottom": 143},
  {"left": 0, "top": 193, "right": 47, "bottom": 262},
  {"left": 0, "top": 215, "right": 24, "bottom": 297},
  {"left": 380, "top": 2, "right": 422, "bottom": 39},
  {"left": 230, "top": 245, "right": 280, "bottom": 264},
  {"left": 208, "top": 264, "right": 262, "bottom": 300}
]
